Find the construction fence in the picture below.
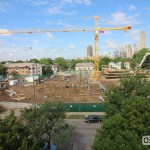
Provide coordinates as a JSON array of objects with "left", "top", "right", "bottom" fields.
[{"left": 64, "top": 103, "right": 105, "bottom": 112}]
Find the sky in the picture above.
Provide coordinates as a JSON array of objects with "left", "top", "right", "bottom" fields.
[{"left": 0, "top": 0, "right": 150, "bottom": 61}]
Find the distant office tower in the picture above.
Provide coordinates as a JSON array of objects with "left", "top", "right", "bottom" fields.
[
  {"left": 114, "top": 50, "right": 119, "bottom": 57},
  {"left": 125, "top": 44, "right": 133, "bottom": 58},
  {"left": 87, "top": 45, "right": 93, "bottom": 57},
  {"left": 133, "top": 44, "right": 138, "bottom": 54},
  {"left": 140, "top": 31, "right": 146, "bottom": 50},
  {"left": 119, "top": 47, "right": 127, "bottom": 58}
]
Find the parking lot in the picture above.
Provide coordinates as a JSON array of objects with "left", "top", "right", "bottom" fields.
[{"left": 65, "top": 120, "right": 101, "bottom": 150}]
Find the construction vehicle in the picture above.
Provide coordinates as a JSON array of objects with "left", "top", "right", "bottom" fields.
[{"left": 0, "top": 16, "right": 131, "bottom": 81}]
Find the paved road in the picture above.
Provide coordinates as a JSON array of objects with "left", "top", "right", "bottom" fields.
[{"left": 64, "top": 120, "right": 101, "bottom": 150}]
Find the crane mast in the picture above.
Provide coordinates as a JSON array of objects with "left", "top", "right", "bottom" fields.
[
  {"left": 93, "top": 16, "right": 99, "bottom": 81},
  {"left": 0, "top": 16, "right": 132, "bottom": 81}
]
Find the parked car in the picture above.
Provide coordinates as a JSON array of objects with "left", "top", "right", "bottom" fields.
[{"left": 84, "top": 115, "right": 101, "bottom": 123}]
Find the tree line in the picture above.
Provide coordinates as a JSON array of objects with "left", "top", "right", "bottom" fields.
[{"left": 0, "top": 48, "right": 149, "bottom": 76}]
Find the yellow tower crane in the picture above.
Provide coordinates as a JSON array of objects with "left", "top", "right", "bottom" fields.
[{"left": 0, "top": 16, "right": 131, "bottom": 81}]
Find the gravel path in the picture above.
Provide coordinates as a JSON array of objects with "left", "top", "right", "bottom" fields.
[{"left": 0, "top": 101, "right": 32, "bottom": 109}]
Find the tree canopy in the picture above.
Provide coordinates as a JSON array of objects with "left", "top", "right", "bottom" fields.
[
  {"left": 92, "top": 75, "right": 150, "bottom": 150},
  {"left": 131, "top": 48, "right": 150, "bottom": 68},
  {"left": 39, "top": 58, "right": 53, "bottom": 65},
  {"left": 0, "top": 102, "right": 74, "bottom": 150},
  {"left": 99, "top": 57, "right": 113, "bottom": 70},
  {"left": 0, "top": 63, "right": 7, "bottom": 76},
  {"left": 54, "top": 57, "right": 69, "bottom": 71},
  {"left": 28, "top": 59, "right": 40, "bottom": 63}
]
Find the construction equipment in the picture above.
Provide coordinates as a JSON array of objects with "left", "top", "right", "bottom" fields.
[{"left": 0, "top": 16, "right": 131, "bottom": 81}]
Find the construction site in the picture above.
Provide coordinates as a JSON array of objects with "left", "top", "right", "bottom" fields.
[
  {"left": 0, "top": 73, "right": 102, "bottom": 103},
  {"left": 0, "top": 16, "right": 150, "bottom": 104},
  {"left": 0, "top": 68, "right": 149, "bottom": 104}
]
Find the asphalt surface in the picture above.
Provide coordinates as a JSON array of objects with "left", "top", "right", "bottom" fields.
[{"left": 65, "top": 120, "right": 101, "bottom": 150}]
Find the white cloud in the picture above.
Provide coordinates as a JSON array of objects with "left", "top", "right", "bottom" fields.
[
  {"left": 45, "top": 0, "right": 91, "bottom": 16},
  {"left": 68, "top": 44, "right": 75, "bottom": 49},
  {"left": 128, "top": 4, "right": 136, "bottom": 11},
  {"left": 65, "top": 10, "right": 77, "bottom": 16},
  {"left": 0, "top": 40, "right": 3, "bottom": 44},
  {"left": 129, "top": 29, "right": 140, "bottom": 42},
  {"left": 11, "top": 44, "right": 16, "bottom": 47},
  {"left": 9, "top": 53, "right": 13, "bottom": 56},
  {"left": 110, "top": 11, "right": 139, "bottom": 25},
  {"left": 12, "top": 50, "right": 17, "bottom": 53},
  {"left": 103, "top": 31, "right": 111, "bottom": 35},
  {"left": 47, "top": 32, "right": 53, "bottom": 40},
  {"left": 32, "top": 39, "right": 39, "bottom": 44},
  {"left": 0, "top": 29, "right": 12, "bottom": 36},
  {"left": 0, "top": 50, "right": 3, "bottom": 54},
  {"left": 62, "top": 0, "right": 92, "bottom": 5},
  {"left": 46, "top": 5, "right": 62, "bottom": 15},
  {"left": 0, "top": 2, "right": 9, "bottom": 13},
  {"left": 25, "top": 0, "right": 49, "bottom": 6},
  {"left": 105, "top": 40, "right": 118, "bottom": 49}
]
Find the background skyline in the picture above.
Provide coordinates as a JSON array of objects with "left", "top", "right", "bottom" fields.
[{"left": 0, "top": 0, "right": 150, "bottom": 61}]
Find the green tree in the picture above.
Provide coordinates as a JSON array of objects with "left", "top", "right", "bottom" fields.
[
  {"left": 0, "top": 64, "right": 7, "bottom": 76},
  {"left": 15, "top": 60, "right": 24, "bottom": 63},
  {"left": 0, "top": 111, "right": 43, "bottom": 150},
  {"left": 54, "top": 57, "right": 68, "bottom": 71},
  {"left": 43, "top": 65, "right": 54, "bottom": 76},
  {"left": 92, "top": 75, "right": 150, "bottom": 150},
  {"left": 0, "top": 111, "right": 25, "bottom": 150},
  {"left": 40, "top": 58, "right": 53, "bottom": 65},
  {"left": 28, "top": 59, "right": 39, "bottom": 63},
  {"left": 131, "top": 48, "right": 149, "bottom": 68},
  {"left": 21, "top": 102, "right": 74, "bottom": 150},
  {"left": 69, "top": 59, "right": 82, "bottom": 70},
  {"left": 99, "top": 57, "right": 113, "bottom": 70}
]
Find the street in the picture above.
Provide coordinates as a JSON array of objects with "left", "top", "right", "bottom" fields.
[{"left": 64, "top": 120, "right": 101, "bottom": 150}]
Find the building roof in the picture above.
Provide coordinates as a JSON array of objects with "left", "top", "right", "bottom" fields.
[
  {"left": 76, "top": 62, "right": 94, "bottom": 67},
  {"left": 5, "top": 63, "right": 42, "bottom": 68}
]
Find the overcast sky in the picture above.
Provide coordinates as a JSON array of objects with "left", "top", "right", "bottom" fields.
[{"left": 0, "top": 0, "right": 150, "bottom": 61}]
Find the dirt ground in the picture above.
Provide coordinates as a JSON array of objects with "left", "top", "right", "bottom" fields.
[{"left": 1, "top": 75, "right": 104, "bottom": 104}]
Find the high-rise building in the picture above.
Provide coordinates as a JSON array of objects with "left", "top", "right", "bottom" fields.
[
  {"left": 114, "top": 50, "right": 119, "bottom": 57},
  {"left": 119, "top": 47, "right": 127, "bottom": 58},
  {"left": 125, "top": 44, "right": 133, "bottom": 58},
  {"left": 140, "top": 31, "right": 146, "bottom": 50},
  {"left": 87, "top": 45, "right": 93, "bottom": 57},
  {"left": 133, "top": 44, "right": 138, "bottom": 54}
]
